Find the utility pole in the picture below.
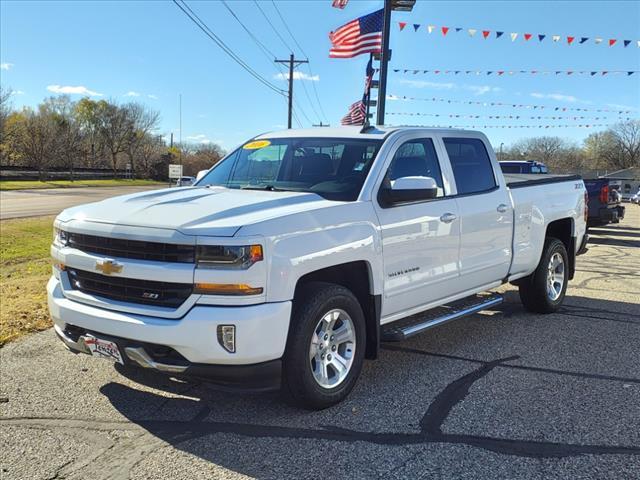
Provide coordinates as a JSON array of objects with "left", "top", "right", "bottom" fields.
[
  {"left": 375, "top": 0, "right": 415, "bottom": 126},
  {"left": 275, "top": 54, "right": 308, "bottom": 129}
]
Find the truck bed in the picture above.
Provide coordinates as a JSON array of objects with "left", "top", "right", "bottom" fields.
[{"left": 505, "top": 173, "right": 582, "bottom": 189}]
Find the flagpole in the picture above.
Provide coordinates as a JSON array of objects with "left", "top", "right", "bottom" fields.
[
  {"left": 376, "top": 0, "right": 392, "bottom": 126},
  {"left": 364, "top": 53, "right": 373, "bottom": 127}
]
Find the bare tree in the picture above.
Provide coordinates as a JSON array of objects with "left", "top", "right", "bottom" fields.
[
  {"left": 611, "top": 120, "right": 640, "bottom": 169},
  {"left": 7, "top": 107, "right": 58, "bottom": 179},
  {"left": 93, "top": 100, "right": 134, "bottom": 174},
  {"left": 43, "top": 96, "right": 83, "bottom": 179},
  {"left": 0, "top": 85, "right": 14, "bottom": 163},
  {"left": 123, "top": 102, "right": 160, "bottom": 177}
]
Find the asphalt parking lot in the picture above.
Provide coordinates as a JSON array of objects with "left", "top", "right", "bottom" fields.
[{"left": 1, "top": 207, "right": 639, "bottom": 479}]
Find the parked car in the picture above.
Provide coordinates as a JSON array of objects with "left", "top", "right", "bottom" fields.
[
  {"left": 631, "top": 188, "right": 640, "bottom": 205},
  {"left": 584, "top": 178, "right": 625, "bottom": 227},
  {"left": 499, "top": 160, "right": 548, "bottom": 174},
  {"left": 175, "top": 176, "right": 196, "bottom": 187},
  {"left": 49, "top": 127, "right": 588, "bottom": 409}
]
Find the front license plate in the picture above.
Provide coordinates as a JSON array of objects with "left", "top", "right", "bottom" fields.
[{"left": 83, "top": 335, "right": 124, "bottom": 365}]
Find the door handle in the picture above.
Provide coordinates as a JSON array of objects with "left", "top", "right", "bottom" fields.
[
  {"left": 497, "top": 204, "right": 509, "bottom": 213},
  {"left": 440, "top": 213, "right": 457, "bottom": 223}
]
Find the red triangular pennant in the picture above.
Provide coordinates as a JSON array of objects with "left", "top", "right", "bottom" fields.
[
  {"left": 442, "top": 26, "right": 449, "bottom": 36},
  {"left": 567, "top": 36, "right": 575, "bottom": 45},
  {"left": 398, "top": 22, "right": 407, "bottom": 31},
  {"left": 524, "top": 33, "right": 532, "bottom": 41},
  {"left": 609, "top": 39, "right": 617, "bottom": 46},
  {"left": 482, "top": 30, "right": 490, "bottom": 39}
]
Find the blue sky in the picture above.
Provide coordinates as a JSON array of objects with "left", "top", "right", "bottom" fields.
[{"left": 1, "top": 0, "right": 639, "bottom": 150}]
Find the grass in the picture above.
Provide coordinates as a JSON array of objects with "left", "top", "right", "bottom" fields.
[
  {"left": 0, "top": 216, "right": 54, "bottom": 345},
  {"left": 0, "top": 178, "right": 164, "bottom": 191}
]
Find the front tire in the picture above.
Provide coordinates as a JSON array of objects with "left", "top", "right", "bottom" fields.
[
  {"left": 519, "top": 237, "right": 569, "bottom": 313},
  {"left": 282, "top": 282, "right": 366, "bottom": 410}
]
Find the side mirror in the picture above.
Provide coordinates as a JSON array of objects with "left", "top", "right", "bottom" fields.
[
  {"left": 379, "top": 176, "right": 439, "bottom": 207},
  {"left": 196, "top": 170, "right": 208, "bottom": 182}
]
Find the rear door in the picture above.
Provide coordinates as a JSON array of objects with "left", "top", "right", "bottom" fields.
[
  {"left": 373, "top": 135, "right": 461, "bottom": 318},
  {"left": 441, "top": 136, "right": 513, "bottom": 291}
]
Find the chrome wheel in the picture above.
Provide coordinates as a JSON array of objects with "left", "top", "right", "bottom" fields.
[
  {"left": 546, "top": 252, "right": 565, "bottom": 301},
  {"left": 309, "top": 309, "right": 356, "bottom": 389}
]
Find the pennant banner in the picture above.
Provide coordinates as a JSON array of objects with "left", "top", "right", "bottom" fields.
[
  {"left": 386, "top": 93, "right": 636, "bottom": 114},
  {"left": 398, "top": 22, "right": 639, "bottom": 49},
  {"left": 385, "top": 112, "right": 630, "bottom": 121},
  {"left": 388, "top": 68, "right": 638, "bottom": 77},
  {"left": 385, "top": 120, "right": 619, "bottom": 129}
]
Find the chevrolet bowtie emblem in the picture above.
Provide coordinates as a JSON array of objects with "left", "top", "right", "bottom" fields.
[{"left": 95, "top": 259, "right": 123, "bottom": 275}]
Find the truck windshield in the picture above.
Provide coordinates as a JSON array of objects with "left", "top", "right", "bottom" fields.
[{"left": 196, "top": 137, "right": 383, "bottom": 201}]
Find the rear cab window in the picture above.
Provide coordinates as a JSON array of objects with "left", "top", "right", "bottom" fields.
[{"left": 443, "top": 137, "right": 497, "bottom": 195}]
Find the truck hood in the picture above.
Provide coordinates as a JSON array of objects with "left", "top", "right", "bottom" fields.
[{"left": 57, "top": 186, "right": 339, "bottom": 237}]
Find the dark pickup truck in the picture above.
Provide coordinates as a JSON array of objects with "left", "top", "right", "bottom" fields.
[{"left": 584, "top": 178, "right": 625, "bottom": 227}]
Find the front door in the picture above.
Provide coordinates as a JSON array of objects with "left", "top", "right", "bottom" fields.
[{"left": 374, "top": 137, "right": 461, "bottom": 319}]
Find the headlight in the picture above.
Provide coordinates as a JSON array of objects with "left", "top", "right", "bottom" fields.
[
  {"left": 196, "top": 244, "right": 263, "bottom": 269},
  {"left": 53, "top": 227, "right": 69, "bottom": 247}
]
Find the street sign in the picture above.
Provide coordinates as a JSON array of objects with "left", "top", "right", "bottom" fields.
[{"left": 168, "top": 164, "right": 183, "bottom": 179}]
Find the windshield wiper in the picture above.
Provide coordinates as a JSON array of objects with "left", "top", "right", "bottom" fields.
[{"left": 240, "top": 184, "right": 286, "bottom": 191}]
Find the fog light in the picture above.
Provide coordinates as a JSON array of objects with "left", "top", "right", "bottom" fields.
[{"left": 217, "top": 325, "right": 236, "bottom": 353}]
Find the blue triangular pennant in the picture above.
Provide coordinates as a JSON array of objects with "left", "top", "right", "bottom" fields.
[
  {"left": 496, "top": 31, "right": 504, "bottom": 38},
  {"left": 580, "top": 37, "right": 589, "bottom": 44},
  {"left": 538, "top": 34, "right": 546, "bottom": 42},
  {"left": 413, "top": 24, "right": 420, "bottom": 32}
]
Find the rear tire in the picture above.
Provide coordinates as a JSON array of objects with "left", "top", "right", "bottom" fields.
[
  {"left": 519, "top": 238, "right": 569, "bottom": 314},
  {"left": 282, "top": 282, "right": 366, "bottom": 410}
]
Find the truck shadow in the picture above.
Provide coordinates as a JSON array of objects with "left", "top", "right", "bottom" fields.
[
  {"left": 101, "top": 293, "right": 640, "bottom": 477},
  {"left": 586, "top": 236, "right": 640, "bottom": 248}
]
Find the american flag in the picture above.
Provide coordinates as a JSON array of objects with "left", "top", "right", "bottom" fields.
[
  {"left": 329, "top": 9, "right": 383, "bottom": 58},
  {"left": 331, "top": 0, "right": 349, "bottom": 9},
  {"left": 340, "top": 98, "right": 367, "bottom": 125},
  {"left": 364, "top": 56, "right": 374, "bottom": 92}
]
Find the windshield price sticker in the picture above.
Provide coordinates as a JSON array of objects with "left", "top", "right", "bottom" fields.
[{"left": 243, "top": 140, "right": 271, "bottom": 150}]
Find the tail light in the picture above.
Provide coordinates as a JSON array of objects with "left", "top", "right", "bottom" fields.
[
  {"left": 584, "top": 191, "right": 588, "bottom": 222},
  {"left": 599, "top": 184, "right": 609, "bottom": 204}
]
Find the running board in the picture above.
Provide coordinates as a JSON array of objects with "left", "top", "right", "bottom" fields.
[{"left": 381, "top": 293, "right": 503, "bottom": 342}]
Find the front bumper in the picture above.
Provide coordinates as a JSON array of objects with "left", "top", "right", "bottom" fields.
[
  {"left": 48, "top": 277, "right": 291, "bottom": 389},
  {"left": 54, "top": 323, "right": 282, "bottom": 391}
]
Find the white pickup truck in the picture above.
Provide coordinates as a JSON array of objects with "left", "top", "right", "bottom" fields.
[{"left": 49, "top": 127, "right": 588, "bottom": 409}]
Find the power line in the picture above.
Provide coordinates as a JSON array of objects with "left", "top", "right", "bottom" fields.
[
  {"left": 253, "top": 0, "right": 295, "bottom": 53},
  {"left": 173, "top": 0, "right": 286, "bottom": 97},
  {"left": 220, "top": 0, "right": 278, "bottom": 61},
  {"left": 270, "top": 0, "right": 307, "bottom": 58},
  {"left": 270, "top": 0, "right": 329, "bottom": 123}
]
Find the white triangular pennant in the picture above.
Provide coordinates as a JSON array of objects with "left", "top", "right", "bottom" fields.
[
  {"left": 594, "top": 37, "right": 603, "bottom": 44},
  {"left": 510, "top": 32, "right": 518, "bottom": 42},
  {"left": 427, "top": 25, "right": 435, "bottom": 34},
  {"left": 468, "top": 28, "right": 477, "bottom": 37},
  {"left": 552, "top": 35, "right": 560, "bottom": 42}
]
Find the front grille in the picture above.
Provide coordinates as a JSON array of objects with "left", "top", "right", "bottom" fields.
[
  {"left": 66, "top": 232, "right": 195, "bottom": 263},
  {"left": 67, "top": 268, "right": 193, "bottom": 308}
]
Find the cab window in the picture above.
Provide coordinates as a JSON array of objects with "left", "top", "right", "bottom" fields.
[
  {"left": 385, "top": 139, "right": 444, "bottom": 197},
  {"left": 444, "top": 138, "right": 497, "bottom": 195}
]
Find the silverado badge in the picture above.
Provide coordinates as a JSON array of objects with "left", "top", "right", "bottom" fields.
[{"left": 95, "top": 259, "right": 123, "bottom": 275}]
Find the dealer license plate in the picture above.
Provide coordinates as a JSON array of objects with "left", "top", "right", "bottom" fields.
[{"left": 82, "top": 335, "right": 124, "bottom": 365}]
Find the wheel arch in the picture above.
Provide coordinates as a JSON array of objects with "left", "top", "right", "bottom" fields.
[
  {"left": 545, "top": 217, "right": 576, "bottom": 279},
  {"left": 292, "top": 261, "right": 381, "bottom": 360}
]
